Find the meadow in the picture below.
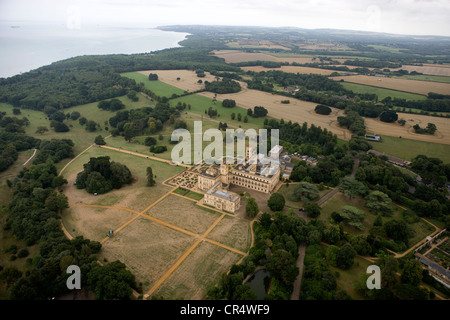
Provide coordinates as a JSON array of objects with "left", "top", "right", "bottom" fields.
[{"left": 340, "top": 82, "right": 427, "bottom": 101}]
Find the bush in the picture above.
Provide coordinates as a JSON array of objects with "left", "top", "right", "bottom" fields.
[
  {"left": 222, "top": 99, "right": 236, "bottom": 108},
  {"left": 268, "top": 193, "right": 285, "bottom": 211},
  {"left": 17, "top": 248, "right": 29, "bottom": 258}
]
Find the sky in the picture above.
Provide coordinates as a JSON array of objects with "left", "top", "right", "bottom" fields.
[{"left": 1, "top": 0, "right": 450, "bottom": 37}]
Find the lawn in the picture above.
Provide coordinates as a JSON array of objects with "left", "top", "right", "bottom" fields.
[
  {"left": 121, "top": 72, "right": 186, "bottom": 97},
  {"left": 340, "top": 82, "right": 426, "bottom": 101},
  {"left": 371, "top": 135, "right": 450, "bottom": 163},
  {"left": 277, "top": 183, "right": 333, "bottom": 210}
]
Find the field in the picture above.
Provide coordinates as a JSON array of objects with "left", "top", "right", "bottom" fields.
[
  {"left": 340, "top": 82, "right": 427, "bottom": 101},
  {"left": 390, "top": 64, "right": 450, "bottom": 77},
  {"left": 393, "top": 75, "right": 450, "bottom": 84},
  {"left": 197, "top": 86, "right": 352, "bottom": 140},
  {"left": 370, "top": 135, "right": 450, "bottom": 163},
  {"left": 212, "top": 50, "right": 283, "bottom": 63},
  {"left": 241, "top": 65, "right": 348, "bottom": 76},
  {"left": 330, "top": 75, "right": 450, "bottom": 95},
  {"left": 137, "top": 70, "right": 217, "bottom": 93},
  {"left": 121, "top": 72, "right": 186, "bottom": 97},
  {"left": 59, "top": 142, "right": 251, "bottom": 299},
  {"left": 364, "top": 114, "right": 450, "bottom": 145}
]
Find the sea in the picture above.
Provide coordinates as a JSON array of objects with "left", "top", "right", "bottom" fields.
[{"left": 0, "top": 21, "right": 189, "bottom": 78}]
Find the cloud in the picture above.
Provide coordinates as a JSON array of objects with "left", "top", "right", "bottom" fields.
[{"left": 0, "top": 0, "right": 449, "bottom": 36}]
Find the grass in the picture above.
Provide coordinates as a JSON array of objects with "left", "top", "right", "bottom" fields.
[
  {"left": 371, "top": 135, "right": 450, "bottom": 163},
  {"left": 0, "top": 95, "right": 154, "bottom": 172},
  {"left": 121, "top": 72, "right": 186, "bottom": 97},
  {"left": 393, "top": 75, "right": 450, "bottom": 84},
  {"left": 277, "top": 183, "right": 332, "bottom": 210},
  {"left": 340, "top": 82, "right": 426, "bottom": 101}
]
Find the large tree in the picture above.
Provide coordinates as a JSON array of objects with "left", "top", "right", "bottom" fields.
[
  {"left": 338, "top": 177, "right": 367, "bottom": 200},
  {"left": 401, "top": 259, "right": 423, "bottom": 286},
  {"left": 290, "top": 181, "right": 319, "bottom": 202},
  {"left": 365, "top": 191, "right": 392, "bottom": 216},
  {"left": 338, "top": 205, "right": 366, "bottom": 230},
  {"left": 268, "top": 193, "right": 285, "bottom": 211},
  {"left": 245, "top": 196, "right": 259, "bottom": 218},
  {"left": 336, "top": 243, "right": 357, "bottom": 270}
]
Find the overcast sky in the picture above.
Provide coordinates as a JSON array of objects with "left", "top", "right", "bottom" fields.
[{"left": 1, "top": 0, "right": 449, "bottom": 36}]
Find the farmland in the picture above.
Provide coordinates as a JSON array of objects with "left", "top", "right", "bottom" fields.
[
  {"left": 241, "top": 65, "right": 348, "bottom": 76},
  {"left": 340, "top": 82, "right": 427, "bottom": 101},
  {"left": 389, "top": 64, "right": 450, "bottom": 77},
  {"left": 330, "top": 75, "right": 450, "bottom": 95}
]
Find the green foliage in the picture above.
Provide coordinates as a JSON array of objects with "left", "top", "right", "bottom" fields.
[
  {"left": 365, "top": 190, "right": 392, "bottom": 216},
  {"left": 148, "top": 73, "right": 158, "bottom": 81},
  {"left": 98, "top": 98, "right": 125, "bottom": 111},
  {"left": 338, "top": 177, "right": 368, "bottom": 199},
  {"left": 204, "top": 79, "right": 241, "bottom": 94},
  {"left": 290, "top": 182, "right": 319, "bottom": 202},
  {"left": 76, "top": 156, "right": 132, "bottom": 194},
  {"left": 266, "top": 249, "right": 299, "bottom": 286},
  {"left": 94, "top": 135, "right": 106, "bottom": 145},
  {"left": 245, "top": 196, "right": 259, "bottom": 218},
  {"left": 384, "top": 219, "right": 410, "bottom": 244},
  {"left": 268, "top": 193, "right": 285, "bottom": 212},
  {"left": 33, "top": 139, "right": 74, "bottom": 165},
  {"left": 222, "top": 99, "right": 236, "bottom": 108},
  {"left": 336, "top": 243, "right": 357, "bottom": 270},
  {"left": 338, "top": 205, "right": 366, "bottom": 230},
  {"left": 401, "top": 259, "right": 423, "bottom": 286},
  {"left": 304, "top": 201, "right": 321, "bottom": 218},
  {"left": 146, "top": 166, "right": 155, "bottom": 187},
  {"left": 87, "top": 260, "right": 136, "bottom": 300},
  {"left": 314, "top": 104, "right": 332, "bottom": 115},
  {"left": 379, "top": 110, "right": 398, "bottom": 123}
]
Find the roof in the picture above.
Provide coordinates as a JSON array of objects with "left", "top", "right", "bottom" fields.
[
  {"left": 417, "top": 255, "right": 450, "bottom": 279},
  {"left": 367, "top": 149, "right": 407, "bottom": 166}
]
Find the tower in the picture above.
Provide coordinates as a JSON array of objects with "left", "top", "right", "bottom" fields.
[{"left": 220, "top": 163, "right": 229, "bottom": 185}]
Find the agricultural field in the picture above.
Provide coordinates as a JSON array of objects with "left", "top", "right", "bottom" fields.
[
  {"left": 365, "top": 114, "right": 450, "bottom": 145},
  {"left": 389, "top": 64, "right": 450, "bottom": 77},
  {"left": 137, "top": 69, "right": 217, "bottom": 93},
  {"left": 212, "top": 50, "right": 283, "bottom": 63},
  {"left": 241, "top": 65, "right": 348, "bottom": 76},
  {"left": 330, "top": 75, "right": 450, "bottom": 95},
  {"left": 370, "top": 135, "right": 450, "bottom": 163},
  {"left": 340, "top": 82, "right": 427, "bottom": 101},
  {"left": 392, "top": 75, "right": 450, "bottom": 84},
  {"left": 197, "top": 87, "right": 352, "bottom": 141}
]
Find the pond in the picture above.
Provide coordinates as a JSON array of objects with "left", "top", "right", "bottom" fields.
[{"left": 245, "top": 269, "right": 270, "bottom": 300}]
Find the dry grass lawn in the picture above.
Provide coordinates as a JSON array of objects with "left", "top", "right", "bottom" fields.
[
  {"left": 206, "top": 215, "right": 252, "bottom": 252},
  {"left": 330, "top": 75, "right": 450, "bottom": 95},
  {"left": 100, "top": 217, "right": 196, "bottom": 292},
  {"left": 145, "top": 195, "right": 221, "bottom": 235},
  {"left": 137, "top": 70, "right": 218, "bottom": 92},
  {"left": 152, "top": 241, "right": 241, "bottom": 299},
  {"left": 62, "top": 206, "right": 137, "bottom": 242}
]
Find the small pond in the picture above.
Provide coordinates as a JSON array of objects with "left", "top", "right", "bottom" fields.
[{"left": 245, "top": 269, "right": 270, "bottom": 300}]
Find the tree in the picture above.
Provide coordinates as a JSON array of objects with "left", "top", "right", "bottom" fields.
[
  {"left": 245, "top": 196, "right": 259, "bottom": 218},
  {"left": 12, "top": 108, "right": 21, "bottom": 115},
  {"left": 381, "top": 255, "right": 399, "bottom": 288},
  {"left": 266, "top": 249, "right": 299, "bottom": 286},
  {"left": 85, "top": 171, "right": 112, "bottom": 194},
  {"left": 366, "top": 191, "right": 392, "bottom": 216},
  {"left": 222, "top": 99, "right": 236, "bottom": 108},
  {"left": 401, "top": 259, "right": 423, "bottom": 286},
  {"left": 52, "top": 121, "right": 69, "bottom": 132},
  {"left": 384, "top": 219, "right": 410, "bottom": 243},
  {"left": 70, "top": 111, "right": 81, "bottom": 120},
  {"left": 338, "top": 205, "right": 366, "bottom": 230},
  {"left": 326, "top": 245, "right": 339, "bottom": 267},
  {"left": 379, "top": 110, "right": 398, "bottom": 123},
  {"left": 314, "top": 104, "right": 332, "bottom": 115},
  {"left": 35, "top": 126, "right": 48, "bottom": 134},
  {"left": 87, "top": 260, "right": 136, "bottom": 300},
  {"left": 336, "top": 243, "right": 356, "bottom": 270},
  {"left": 268, "top": 193, "right": 285, "bottom": 211},
  {"left": 78, "top": 117, "right": 87, "bottom": 125},
  {"left": 0, "top": 266, "right": 23, "bottom": 288},
  {"left": 148, "top": 73, "right": 158, "bottom": 80},
  {"left": 304, "top": 201, "right": 321, "bottom": 218},
  {"left": 127, "top": 90, "right": 138, "bottom": 102},
  {"left": 85, "top": 120, "right": 97, "bottom": 132},
  {"left": 338, "top": 177, "right": 367, "bottom": 200},
  {"left": 290, "top": 182, "right": 319, "bottom": 202},
  {"left": 94, "top": 135, "right": 106, "bottom": 145},
  {"left": 146, "top": 166, "right": 155, "bottom": 187}
]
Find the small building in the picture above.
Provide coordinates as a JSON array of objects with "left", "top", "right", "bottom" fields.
[{"left": 367, "top": 149, "right": 408, "bottom": 167}]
